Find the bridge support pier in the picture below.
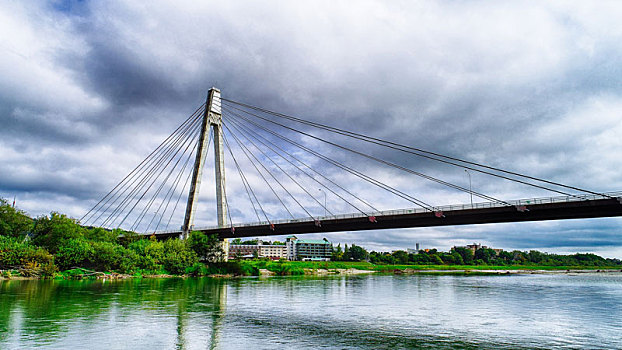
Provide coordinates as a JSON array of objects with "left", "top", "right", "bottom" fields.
[{"left": 182, "top": 87, "right": 229, "bottom": 261}]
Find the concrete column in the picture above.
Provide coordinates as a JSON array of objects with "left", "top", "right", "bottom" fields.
[
  {"left": 182, "top": 89, "right": 217, "bottom": 239},
  {"left": 182, "top": 87, "right": 229, "bottom": 260}
]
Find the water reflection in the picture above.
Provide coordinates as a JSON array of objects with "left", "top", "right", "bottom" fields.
[
  {"left": 1, "top": 274, "right": 621, "bottom": 349},
  {"left": 0, "top": 278, "right": 228, "bottom": 349}
]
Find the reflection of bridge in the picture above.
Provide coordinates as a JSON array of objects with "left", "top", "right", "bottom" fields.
[{"left": 81, "top": 87, "right": 622, "bottom": 245}]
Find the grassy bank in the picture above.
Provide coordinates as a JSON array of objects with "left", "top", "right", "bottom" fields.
[
  {"left": 233, "top": 260, "right": 622, "bottom": 276},
  {"left": 2, "top": 260, "right": 621, "bottom": 280}
]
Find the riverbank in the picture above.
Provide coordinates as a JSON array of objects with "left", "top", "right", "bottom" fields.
[{"left": 2, "top": 261, "right": 621, "bottom": 281}]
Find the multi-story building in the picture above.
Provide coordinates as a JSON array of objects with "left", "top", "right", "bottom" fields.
[
  {"left": 454, "top": 243, "right": 503, "bottom": 256},
  {"left": 228, "top": 244, "right": 260, "bottom": 259},
  {"left": 259, "top": 244, "right": 287, "bottom": 259},
  {"left": 229, "top": 237, "right": 333, "bottom": 261},
  {"left": 286, "top": 236, "right": 332, "bottom": 261}
]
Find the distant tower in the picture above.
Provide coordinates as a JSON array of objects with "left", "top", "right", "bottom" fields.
[{"left": 416, "top": 243, "right": 420, "bottom": 251}]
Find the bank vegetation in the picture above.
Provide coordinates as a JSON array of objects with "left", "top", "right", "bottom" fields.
[{"left": 1, "top": 199, "right": 620, "bottom": 279}]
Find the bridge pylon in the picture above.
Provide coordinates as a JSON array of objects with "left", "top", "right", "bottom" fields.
[{"left": 182, "top": 87, "right": 229, "bottom": 260}]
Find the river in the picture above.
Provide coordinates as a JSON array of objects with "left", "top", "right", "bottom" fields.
[{"left": 1, "top": 273, "right": 621, "bottom": 349}]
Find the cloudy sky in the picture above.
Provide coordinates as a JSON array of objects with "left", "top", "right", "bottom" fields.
[{"left": 1, "top": 1, "right": 621, "bottom": 257}]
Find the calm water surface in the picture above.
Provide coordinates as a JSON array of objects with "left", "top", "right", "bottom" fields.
[{"left": 1, "top": 273, "right": 621, "bottom": 349}]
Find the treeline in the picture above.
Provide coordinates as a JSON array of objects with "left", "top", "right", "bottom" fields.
[
  {"left": 0, "top": 199, "right": 230, "bottom": 277},
  {"left": 331, "top": 243, "right": 622, "bottom": 267}
]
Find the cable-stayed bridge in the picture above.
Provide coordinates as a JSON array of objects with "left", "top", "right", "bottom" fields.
[{"left": 80, "top": 88, "right": 622, "bottom": 244}]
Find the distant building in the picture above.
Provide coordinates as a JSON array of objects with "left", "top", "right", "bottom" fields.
[
  {"left": 228, "top": 244, "right": 260, "bottom": 259},
  {"left": 465, "top": 243, "right": 486, "bottom": 252},
  {"left": 286, "top": 236, "right": 332, "bottom": 261},
  {"left": 259, "top": 244, "right": 287, "bottom": 259},
  {"left": 229, "top": 236, "right": 331, "bottom": 261},
  {"left": 455, "top": 243, "right": 503, "bottom": 256}
]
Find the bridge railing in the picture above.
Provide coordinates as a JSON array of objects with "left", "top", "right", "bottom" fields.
[{"left": 152, "top": 191, "right": 621, "bottom": 235}]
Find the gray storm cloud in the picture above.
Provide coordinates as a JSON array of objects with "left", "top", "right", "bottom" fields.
[{"left": 0, "top": 0, "right": 621, "bottom": 256}]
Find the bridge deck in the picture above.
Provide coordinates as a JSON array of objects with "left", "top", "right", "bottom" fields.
[{"left": 150, "top": 193, "right": 622, "bottom": 240}]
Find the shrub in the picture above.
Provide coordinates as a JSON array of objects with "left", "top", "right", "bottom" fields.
[
  {"left": 119, "top": 248, "right": 140, "bottom": 274},
  {"left": 127, "top": 239, "right": 165, "bottom": 272},
  {"left": 55, "top": 238, "right": 93, "bottom": 270},
  {"left": 162, "top": 239, "right": 198, "bottom": 275},
  {"left": 0, "top": 199, "right": 33, "bottom": 237},
  {"left": 185, "top": 262, "right": 208, "bottom": 276},
  {"left": 32, "top": 213, "right": 83, "bottom": 253},
  {"left": 90, "top": 241, "right": 124, "bottom": 271},
  {"left": 84, "top": 227, "right": 118, "bottom": 243},
  {"left": 0, "top": 235, "right": 54, "bottom": 268}
]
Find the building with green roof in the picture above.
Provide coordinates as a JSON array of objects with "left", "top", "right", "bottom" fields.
[{"left": 286, "top": 236, "right": 332, "bottom": 261}]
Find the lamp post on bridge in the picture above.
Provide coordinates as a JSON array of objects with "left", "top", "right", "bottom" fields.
[
  {"left": 465, "top": 169, "right": 473, "bottom": 207},
  {"left": 318, "top": 188, "right": 327, "bottom": 217}
]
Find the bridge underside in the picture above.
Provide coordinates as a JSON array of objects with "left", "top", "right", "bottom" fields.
[{"left": 152, "top": 198, "right": 622, "bottom": 240}]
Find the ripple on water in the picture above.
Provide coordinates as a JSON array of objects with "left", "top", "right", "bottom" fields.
[{"left": 0, "top": 274, "right": 621, "bottom": 349}]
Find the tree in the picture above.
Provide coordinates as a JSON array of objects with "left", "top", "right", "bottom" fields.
[
  {"left": 452, "top": 247, "right": 474, "bottom": 265},
  {"left": 332, "top": 244, "right": 344, "bottom": 261},
  {"left": 474, "top": 248, "right": 497, "bottom": 264},
  {"left": 346, "top": 244, "right": 369, "bottom": 261},
  {"left": 392, "top": 250, "right": 409, "bottom": 264},
  {"left": 431, "top": 254, "right": 444, "bottom": 265},
  {"left": 84, "top": 227, "right": 119, "bottom": 243},
  {"left": 189, "top": 232, "right": 224, "bottom": 262},
  {"left": 32, "top": 212, "right": 83, "bottom": 253},
  {"left": 0, "top": 198, "right": 33, "bottom": 237}
]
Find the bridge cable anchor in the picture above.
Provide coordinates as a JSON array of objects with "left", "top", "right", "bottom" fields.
[
  {"left": 368, "top": 216, "right": 377, "bottom": 223},
  {"left": 515, "top": 205, "right": 529, "bottom": 212},
  {"left": 314, "top": 220, "right": 322, "bottom": 227},
  {"left": 434, "top": 210, "right": 445, "bottom": 218}
]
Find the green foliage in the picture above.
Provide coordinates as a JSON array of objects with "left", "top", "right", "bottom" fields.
[
  {"left": 332, "top": 244, "right": 344, "bottom": 261},
  {"left": 3, "top": 204, "right": 622, "bottom": 276},
  {"left": 118, "top": 229, "right": 141, "bottom": 247},
  {"left": 392, "top": 250, "right": 409, "bottom": 264},
  {"left": 90, "top": 241, "right": 135, "bottom": 272},
  {"left": 269, "top": 261, "right": 305, "bottom": 275},
  {"left": 0, "top": 235, "right": 54, "bottom": 268},
  {"left": 32, "top": 212, "right": 83, "bottom": 253},
  {"left": 127, "top": 238, "right": 165, "bottom": 272},
  {"left": 452, "top": 247, "right": 474, "bottom": 265},
  {"left": 344, "top": 244, "right": 369, "bottom": 261},
  {"left": 474, "top": 248, "right": 497, "bottom": 264},
  {"left": 55, "top": 238, "right": 93, "bottom": 270},
  {"left": 161, "top": 238, "right": 198, "bottom": 275},
  {"left": 185, "top": 262, "right": 208, "bottom": 277},
  {"left": 0, "top": 198, "right": 33, "bottom": 237},
  {"left": 188, "top": 231, "right": 224, "bottom": 262},
  {"left": 84, "top": 227, "right": 118, "bottom": 243}
]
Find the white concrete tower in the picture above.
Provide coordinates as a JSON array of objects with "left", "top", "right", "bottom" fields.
[{"left": 182, "top": 88, "right": 228, "bottom": 259}]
